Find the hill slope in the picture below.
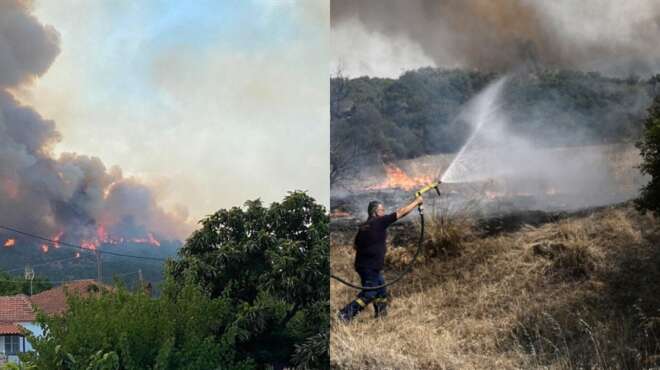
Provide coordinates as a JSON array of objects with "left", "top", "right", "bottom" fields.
[{"left": 330, "top": 203, "right": 659, "bottom": 369}]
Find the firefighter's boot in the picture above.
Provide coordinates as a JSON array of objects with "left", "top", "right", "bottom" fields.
[
  {"left": 337, "top": 298, "right": 368, "bottom": 323},
  {"left": 373, "top": 297, "right": 388, "bottom": 318}
]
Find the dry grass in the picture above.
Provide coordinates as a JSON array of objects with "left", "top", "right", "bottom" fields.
[{"left": 330, "top": 204, "right": 660, "bottom": 369}]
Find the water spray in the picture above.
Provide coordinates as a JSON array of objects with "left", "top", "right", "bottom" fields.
[
  {"left": 441, "top": 77, "right": 508, "bottom": 184},
  {"left": 332, "top": 78, "right": 508, "bottom": 290}
]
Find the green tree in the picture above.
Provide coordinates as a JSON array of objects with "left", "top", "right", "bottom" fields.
[
  {"left": 0, "top": 271, "right": 51, "bottom": 296},
  {"left": 168, "top": 191, "right": 329, "bottom": 369},
  {"left": 636, "top": 93, "right": 660, "bottom": 215},
  {"left": 21, "top": 281, "right": 250, "bottom": 370}
]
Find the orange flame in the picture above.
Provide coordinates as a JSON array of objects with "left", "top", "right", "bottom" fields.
[
  {"left": 81, "top": 240, "right": 98, "bottom": 251},
  {"left": 96, "top": 225, "right": 107, "bottom": 242},
  {"left": 75, "top": 252, "right": 81, "bottom": 258},
  {"left": 80, "top": 225, "right": 161, "bottom": 249},
  {"left": 330, "top": 210, "right": 352, "bottom": 218},
  {"left": 41, "top": 244, "right": 49, "bottom": 253},
  {"left": 4, "top": 238, "right": 15, "bottom": 248},
  {"left": 130, "top": 233, "right": 161, "bottom": 247},
  {"left": 52, "top": 231, "right": 64, "bottom": 249},
  {"left": 367, "top": 164, "right": 434, "bottom": 191},
  {"left": 147, "top": 233, "right": 160, "bottom": 247}
]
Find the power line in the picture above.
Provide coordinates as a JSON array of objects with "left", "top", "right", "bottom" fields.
[{"left": 0, "top": 225, "right": 169, "bottom": 262}]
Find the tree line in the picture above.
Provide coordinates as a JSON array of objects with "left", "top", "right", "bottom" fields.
[{"left": 331, "top": 68, "right": 654, "bottom": 183}]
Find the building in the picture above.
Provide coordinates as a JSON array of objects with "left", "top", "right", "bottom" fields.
[
  {"left": 0, "top": 280, "right": 108, "bottom": 364},
  {"left": 0, "top": 295, "right": 39, "bottom": 364}
]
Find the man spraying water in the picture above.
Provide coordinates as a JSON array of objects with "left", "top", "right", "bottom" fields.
[{"left": 337, "top": 196, "right": 423, "bottom": 322}]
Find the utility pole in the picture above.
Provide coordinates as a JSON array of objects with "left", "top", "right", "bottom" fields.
[
  {"left": 138, "top": 269, "right": 143, "bottom": 289},
  {"left": 24, "top": 265, "right": 34, "bottom": 296},
  {"left": 95, "top": 250, "right": 102, "bottom": 283}
]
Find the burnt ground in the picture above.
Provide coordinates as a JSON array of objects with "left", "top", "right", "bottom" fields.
[{"left": 331, "top": 200, "right": 623, "bottom": 248}]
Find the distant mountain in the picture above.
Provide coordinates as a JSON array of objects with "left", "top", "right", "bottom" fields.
[{"left": 0, "top": 235, "right": 181, "bottom": 292}]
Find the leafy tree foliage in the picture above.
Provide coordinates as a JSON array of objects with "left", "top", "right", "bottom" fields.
[
  {"left": 168, "top": 191, "right": 329, "bottom": 369},
  {"left": 636, "top": 87, "right": 660, "bottom": 215},
  {"left": 0, "top": 271, "right": 51, "bottom": 296},
  {"left": 21, "top": 281, "right": 249, "bottom": 370}
]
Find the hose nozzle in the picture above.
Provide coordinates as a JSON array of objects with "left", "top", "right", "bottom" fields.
[{"left": 415, "top": 181, "right": 442, "bottom": 198}]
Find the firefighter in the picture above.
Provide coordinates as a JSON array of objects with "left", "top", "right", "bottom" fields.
[{"left": 337, "top": 196, "right": 423, "bottom": 322}]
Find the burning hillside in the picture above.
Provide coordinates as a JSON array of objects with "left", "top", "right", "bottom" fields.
[
  {"left": 331, "top": 74, "right": 648, "bottom": 223},
  {"left": 0, "top": 1, "right": 189, "bottom": 259}
]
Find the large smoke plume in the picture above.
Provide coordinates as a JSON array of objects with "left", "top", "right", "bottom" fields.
[
  {"left": 332, "top": 0, "right": 660, "bottom": 76},
  {"left": 0, "top": 1, "right": 188, "bottom": 245}
]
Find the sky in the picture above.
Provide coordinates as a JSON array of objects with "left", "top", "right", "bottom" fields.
[{"left": 11, "top": 0, "right": 329, "bottom": 226}]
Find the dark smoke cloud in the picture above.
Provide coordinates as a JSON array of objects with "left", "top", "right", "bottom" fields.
[
  {"left": 0, "top": 0, "right": 60, "bottom": 87},
  {"left": 0, "top": 0, "right": 188, "bottom": 243},
  {"left": 332, "top": 0, "right": 660, "bottom": 76}
]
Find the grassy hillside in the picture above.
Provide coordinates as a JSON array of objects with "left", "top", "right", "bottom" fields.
[{"left": 330, "top": 203, "right": 659, "bottom": 369}]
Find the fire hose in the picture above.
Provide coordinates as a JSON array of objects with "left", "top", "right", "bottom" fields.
[{"left": 330, "top": 181, "right": 441, "bottom": 290}]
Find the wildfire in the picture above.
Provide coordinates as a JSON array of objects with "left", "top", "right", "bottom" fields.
[
  {"left": 147, "top": 233, "right": 160, "bottom": 247},
  {"left": 96, "top": 225, "right": 107, "bottom": 242},
  {"left": 81, "top": 240, "right": 99, "bottom": 251},
  {"left": 80, "top": 225, "right": 161, "bottom": 249},
  {"left": 330, "top": 210, "right": 352, "bottom": 218},
  {"left": 52, "top": 231, "right": 64, "bottom": 249},
  {"left": 1, "top": 224, "right": 162, "bottom": 255},
  {"left": 130, "top": 233, "right": 161, "bottom": 247},
  {"left": 75, "top": 252, "right": 80, "bottom": 258},
  {"left": 367, "top": 164, "right": 434, "bottom": 191}
]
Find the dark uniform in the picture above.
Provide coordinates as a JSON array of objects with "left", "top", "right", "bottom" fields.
[{"left": 338, "top": 212, "right": 397, "bottom": 322}]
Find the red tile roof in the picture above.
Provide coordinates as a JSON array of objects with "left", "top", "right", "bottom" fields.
[
  {"left": 30, "top": 279, "right": 110, "bottom": 315},
  {"left": 0, "top": 295, "right": 35, "bottom": 323},
  {"left": 0, "top": 324, "right": 25, "bottom": 335},
  {"left": 0, "top": 280, "right": 112, "bottom": 327}
]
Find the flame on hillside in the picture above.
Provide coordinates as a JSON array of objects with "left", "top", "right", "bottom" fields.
[{"left": 367, "top": 164, "right": 434, "bottom": 191}]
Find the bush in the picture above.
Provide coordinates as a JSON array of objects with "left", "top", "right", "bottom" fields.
[{"left": 636, "top": 90, "right": 660, "bottom": 215}]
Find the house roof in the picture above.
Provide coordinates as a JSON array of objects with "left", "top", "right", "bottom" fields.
[
  {"left": 0, "top": 324, "right": 25, "bottom": 335},
  {"left": 30, "top": 279, "right": 110, "bottom": 315},
  {"left": 0, "top": 295, "right": 36, "bottom": 323}
]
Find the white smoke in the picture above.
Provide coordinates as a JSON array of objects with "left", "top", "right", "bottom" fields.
[{"left": 441, "top": 77, "right": 643, "bottom": 209}]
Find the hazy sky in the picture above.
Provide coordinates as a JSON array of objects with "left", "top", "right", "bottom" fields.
[
  {"left": 332, "top": 0, "right": 660, "bottom": 78},
  {"left": 12, "top": 0, "right": 329, "bottom": 225}
]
